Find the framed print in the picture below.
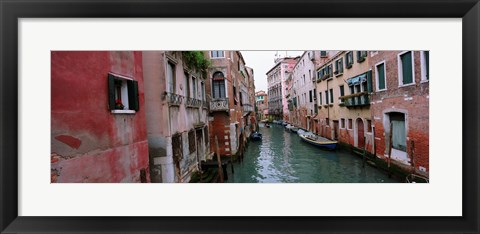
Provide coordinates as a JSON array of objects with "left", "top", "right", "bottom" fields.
[{"left": 1, "top": 0, "right": 479, "bottom": 233}]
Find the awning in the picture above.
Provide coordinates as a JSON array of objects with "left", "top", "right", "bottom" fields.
[{"left": 347, "top": 73, "right": 367, "bottom": 86}]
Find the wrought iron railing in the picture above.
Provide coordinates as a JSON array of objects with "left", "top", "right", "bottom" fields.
[
  {"left": 209, "top": 98, "right": 229, "bottom": 112},
  {"left": 342, "top": 93, "right": 370, "bottom": 108}
]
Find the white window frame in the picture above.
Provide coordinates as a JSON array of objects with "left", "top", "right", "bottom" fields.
[
  {"left": 110, "top": 73, "right": 136, "bottom": 115},
  {"left": 370, "top": 51, "right": 378, "bottom": 57},
  {"left": 210, "top": 51, "right": 225, "bottom": 59},
  {"left": 420, "top": 51, "right": 429, "bottom": 83},
  {"left": 347, "top": 118, "right": 353, "bottom": 130},
  {"left": 397, "top": 51, "right": 416, "bottom": 87},
  {"left": 375, "top": 60, "right": 387, "bottom": 92}
]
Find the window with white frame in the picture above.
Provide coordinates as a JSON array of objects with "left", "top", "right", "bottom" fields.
[
  {"left": 421, "top": 51, "right": 429, "bottom": 81},
  {"left": 348, "top": 119, "right": 353, "bottom": 130},
  {"left": 167, "top": 62, "right": 175, "bottom": 93},
  {"left": 184, "top": 72, "right": 190, "bottom": 97},
  {"left": 357, "top": 51, "right": 367, "bottom": 62},
  {"left": 329, "top": 88, "right": 334, "bottom": 104},
  {"left": 339, "top": 85, "right": 345, "bottom": 104},
  {"left": 335, "top": 58, "right": 343, "bottom": 75},
  {"left": 375, "top": 61, "right": 387, "bottom": 91},
  {"left": 398, "top": 51, "right": 415, "bottom": 86},
  {"left": 108, "top": 73, "right": 139, "bottom": 113},
  {"left": 210, "top": 51, "right": 225, "bottom": 58},
  {"left": 345, "top": 51, "right": 354, "bottom": 68},
  {"left": 212, "top": 72, "right": 226, "bottom": 98}
]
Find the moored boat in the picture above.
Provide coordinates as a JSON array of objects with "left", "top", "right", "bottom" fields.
[
  {"left": 250, "top": 132, "right": 263, "bottom": 141},
  {"left": 298, "top": 133, "right": 337, "bottom": 150},
  {"left": 290, "top": 127, "right": 299, "bottom": 133}
]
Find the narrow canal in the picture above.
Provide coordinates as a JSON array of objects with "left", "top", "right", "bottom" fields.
[{"left": 228, "top": 124, "right": 399, "bottom": 183}]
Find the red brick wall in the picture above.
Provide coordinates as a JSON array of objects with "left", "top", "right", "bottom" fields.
[{"left": 369, "top": 51, "right": 429, "bottom": 175}]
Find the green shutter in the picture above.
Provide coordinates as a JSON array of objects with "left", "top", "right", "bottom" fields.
[
  {"left": 401, "top": 52, "right": 413, "bottom": 84},
  {"left": 378, "top": 63, "right": 386, "bottom": 90},
  {"left": 108, "top": 74, "right": 116, "bottom": 110},
  {"left": 128, "top": 80, "right": 140, "bottom": 111},
  {"left": 340, "top": 86, "right": 345, "bottom": 97},
  {"left": 367, "top": 70, "right": 373, "bottom": 93}
]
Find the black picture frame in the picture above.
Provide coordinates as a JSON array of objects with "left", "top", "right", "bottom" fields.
[{"left": 1, "top": 0, "right": 479, "bottom": 233}]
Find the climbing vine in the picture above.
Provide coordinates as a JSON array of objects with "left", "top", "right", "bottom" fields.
[{"left": 182, "top": 51, "right": 211, "bottom": 72}]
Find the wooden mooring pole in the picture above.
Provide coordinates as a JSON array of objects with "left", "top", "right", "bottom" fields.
[
  {"left": 214, "top": 135, "right": 224, "bottom": 183},
  {"left": 362, "top": 136, "right": 366, "bottom": 168},
  {"left": 387, "top": 124, "right": 393, "bottom": 178}
]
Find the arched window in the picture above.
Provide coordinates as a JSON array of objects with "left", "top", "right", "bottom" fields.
[{"left": 212, "top": 72, "right": 226, "bottom": 98}]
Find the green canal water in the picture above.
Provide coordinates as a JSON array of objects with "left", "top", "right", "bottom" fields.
[{"left": 228, "top": 124, "right": 400, "bottom": 183}]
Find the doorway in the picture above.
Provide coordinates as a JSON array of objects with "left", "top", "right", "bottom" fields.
[{"left": 356, "top": 118, "right": 365, "bottom": 148}]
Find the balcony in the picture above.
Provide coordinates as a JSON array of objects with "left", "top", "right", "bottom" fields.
[
  {"left": 209, "top": 98, "right": 229, "bottom": 112},
  {"left": 340, "top": 92, "right": 370, "bottom": 108},
  {"left": 186, "top": 97, "right": 202, "bottom": 108},
  {"left": 165, "top": 92, "right": 183, "bottom": 106},
  {"left": 242, "top": 103, "right": 254, "bottom": 113}
]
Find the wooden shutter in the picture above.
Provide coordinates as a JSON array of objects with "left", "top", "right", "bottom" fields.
[
  {"left": 128, "top": 80, "right": 139, "bottom": 111},
  {"left": 108, "top": 74, "right": 116, "bottom": 110},
  {"left": 425, "top": 51, "right": 429, "bottom": 79},
  {"left": 401, "top": 52, "right": 413, "bottom": 84},
  {"left": 366, "top": 71, "right": 373, "bottom": 93},
  {"left": 378, "top": 63, "right": 386, "bottom": 90}
]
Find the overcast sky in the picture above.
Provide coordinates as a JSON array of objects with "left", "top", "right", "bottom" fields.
[{"left": 241, "top": 51, "right": 304, "bottom": 92}]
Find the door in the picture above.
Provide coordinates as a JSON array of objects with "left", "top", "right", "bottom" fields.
[
  {"left": 333, "top": 120, "right": 339, "bottom": 140},
  {"left": 356, "top": 118, "right": 365, "bottom": 148}
]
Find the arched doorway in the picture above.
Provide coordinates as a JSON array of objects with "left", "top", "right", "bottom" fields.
[{"left": 356, "top": 118, "right": 365, "bottom": 148}]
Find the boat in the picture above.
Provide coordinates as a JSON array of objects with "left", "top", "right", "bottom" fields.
[
  {"left": 289, "top": 127, "right": 299, "bottom": 133},
  {"left": 250, "top": 132, "right": 263, "bottom": 141},
  {"left": 298, "top": 133, "right": 338, "bottom": 150}
]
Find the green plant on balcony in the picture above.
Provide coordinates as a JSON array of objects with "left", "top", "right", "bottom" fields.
[{"left": 182, "top": 51, "right": 211, "bottom": 72}]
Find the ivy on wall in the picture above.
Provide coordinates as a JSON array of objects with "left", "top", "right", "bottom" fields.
[{"left": 182, "top": 51, "right": 211, "bottom": 72}]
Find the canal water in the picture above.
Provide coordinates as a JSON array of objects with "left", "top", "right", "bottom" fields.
[{"left": 228, "top": 124, "right": 399, "bottom": 183}]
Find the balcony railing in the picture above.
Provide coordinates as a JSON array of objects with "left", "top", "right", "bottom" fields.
[
  {"left": 165, "top": 92, "right": 183, "bottom": 106},
  {"left": 202, "top": 100, "right": 208, "bottom": 109},
  {"left": 242, "top": 103, "right": 254, "bottom": 113},
  {"left": 186, "top": 97, "right": 202, "bottom": 108},
  {"left": 209, "top": 98, "right": 229, "bottom": 112},
  {"left": 341, "top": 92, "right": 370, "bottom": 108}
]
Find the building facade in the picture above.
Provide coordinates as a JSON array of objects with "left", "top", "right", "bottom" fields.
[
  {"left": 255, "top": 90, "right": 268, "bottom": 120},
  {"left": 206, "top": 51, "right": 255, "bottom": 158},
  {"left": 51, "top": 51, "right": 150, "bottom": 183},
  {"left": 266, "top": 57, "right": 298, "bottom": 121},
  {"left": 369, "top": 50, "right": 429, "bottom": 177},
  {"left": 142, "top": 51, "right": 210, "bottom": 183}
]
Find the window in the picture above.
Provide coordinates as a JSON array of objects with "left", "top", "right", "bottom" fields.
[
  {"left": 108, "top": 73, "right": 139, "bottom": 112},
  {"left": 184, "top": 72, "right": 190, "bottom": 97},
  {"left": 398, "top": 51, "right": 414, "bottom": 86},
  {"left": 188, "top": 130, "right": 195, "bottom": 154},
  {"left": 421, "top": 51, "right": 429, "bottom": 81},
  {"left": 212, "top": 72, "right": 226, "bottom": 98},
  {"left": 167, "top": 62, "right": 175, "bottom": 93},
  {"left": 375, "top": 61, "right": 387, "bottom": 91},
  {"left": 192, "top": 77, "right": 197, "bottom": 99},
  {"left": 357, "top": 51, "right": 367, "bottom": 62},
  {"left": 326, "top": 118, "right": 330, "bottom": 126},
  {"left": 345, "top": 51, "right": 354, "bottom": 68},
  {"left": 340, "top": 118, "right": 346, "bottom": 129},
  {"left": 319, "top": 93, "right": 322, "bottom": 105},
  {"left": 348, "top": 119, "right": 353, "bottom": 130},
  {"left": 339, "top": 85, "right": 345, "bottom": 103},
  {"left": 201, "top": 82, "right": 205, "bottom": 101},
  {"left": 309, "top": 69, "right": 312, "bottom": 81},
  {"left": 320, "top": 51, "right": 327, "bottom": 57},
  {"left": 233, "top": 86, "right": 237, "bottom": 105},
  {"left": 325, "top": 90, "right": 329, "bottom": 104},
  {"left": 309, "top": 90, "right": 313, "bottom": 102},
  {"left": 211, "top": 51, "right": 225, "bottom": 58},
  {"left": 313, "top": 88, "right": 317, "bottom": 100},
  {"left": 335, "top": 58, "right": 343, "bottom": 75},
  {"left": 367, "top": 119, "right": 372, "bottom": 132},
  {"left": 329, "top": 88, "right": 334, "bottom": 104}
]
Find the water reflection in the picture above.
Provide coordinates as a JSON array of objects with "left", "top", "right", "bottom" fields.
[{"left": 229, "top": 124, "right": 399, "bottom": 183}]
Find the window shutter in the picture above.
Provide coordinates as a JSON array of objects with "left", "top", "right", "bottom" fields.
[
  {"left": 425, "top": 51, "right": 429, "bottom": 80},
  {"left": 401, "top": 52, "right": 413, "bottom": 84},
  {"left": 108, "top": 74, "right": 116, "bottom": 110},
  {"left": 378, "top": 63, "right": 386, "bottom": 90},
  {"left": 128, "top": 80, "right": 140, "bottom": 111},
  {"left": 367, "top": 71, "right": 373, "bottom": 93}
]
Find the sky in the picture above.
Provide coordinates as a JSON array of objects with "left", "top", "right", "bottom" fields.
[{"left": 241, "top": 51, "right": 304, "bottom": 92}]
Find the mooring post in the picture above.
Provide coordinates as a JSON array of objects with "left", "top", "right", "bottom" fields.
[
  {"left": 214, "top": 135, "right": 224, "bottom": 183},
  {"left": 387, "top": 124, "right": 393, "bottom": 178},
  {"left": 362, "top": 136, "right": 366, "bottom": 168},
  {"left": 410, "top": 140, "right": 415, "bottom": 173}
]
